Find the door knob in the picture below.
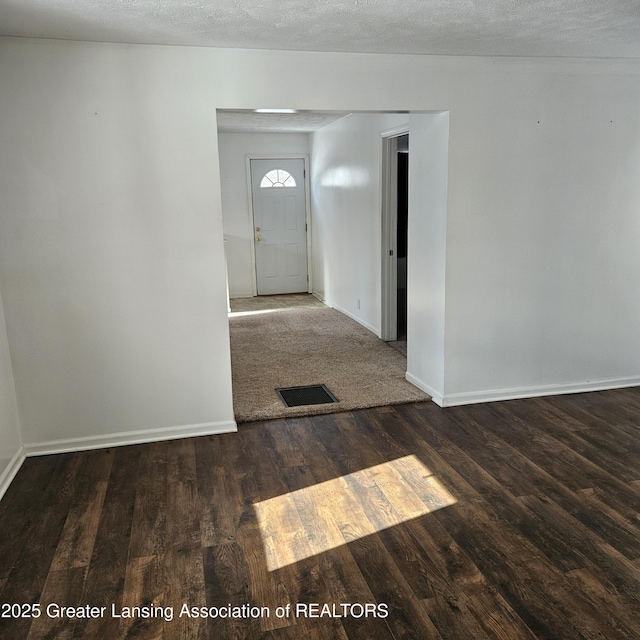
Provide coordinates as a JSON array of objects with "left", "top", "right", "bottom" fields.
[
  {"left": 256, "top": 235, "right": 262, "bottom": 242},
  {"left": 255, "top": 226, "right": 261, "bottom": 232}
]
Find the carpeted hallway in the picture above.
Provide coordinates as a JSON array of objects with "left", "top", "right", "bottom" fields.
[{"left": 229, "top": 294, "right": 429, "bottom": 422}]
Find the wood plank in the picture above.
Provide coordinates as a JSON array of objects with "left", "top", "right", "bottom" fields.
[
  {"left": 317, "top": 411, "right": 474, "bottom": 603},
  {"left": 444, "top": 403, "right": 640, "bottom": 562},
  {"left": 199, "top": 463, "right": 244, "bottom": 548},
  {"left": 422, "top": 592, "right": 494, "bottom": 640},
  {"left": 519, "top": 493, "right": 640, "bottom": 607},
  {"left": 332, "top": 406, "right": 528, "bottom": 632},
  {"left": 163, "top": 438, "right": 206, "bottom": 640},
  {"left": 279, "top": 418, "right": 341, "bottom": 484},
  {"left": 25, "top": 567, "right": 86, "bottom": 640},
  {"left": 309, "top": 412, "right": 382, "bottom": 477},
  {"left": 394, "top": 403, "right": 628, "bottom": 640},
  {"left": 566, "top": 568, "right": 640, "bottom": 639},
  {"left": 267, "top": 419, "right": 307, "bottom": 469},
  {"left": 307, "top": 415, "right": 444, "bottom": 639},
  {"left": 429, "top": 493, "right": 611, "bottom": 640},
  {"left": 574, "top": 486, "right": 640, "bottom": 554},
  {"left": 201, "top": 543, "right": 263, "bottom": 640},
  {"left": 0, "top": 453, "right": 82, "bottom": 640},
  {"left": 568, "top": 389, "right": 640, "bottom": 429},
  {"left": 282, "top": 423, "right": 398, "bottom": 640},
  {"left": 228, "top": 458, "right": 294, "bottom": 634},
  {"left": 240, "top": 425, "right": 292, "bottom": 497},
  {"left": 254, "top": 484, "right": 313, "bottom": 571},
  {"left": 346, "top": 532, "right": 444, "bottom": 640},
  {"left": 465, "top": 590, "right": 538, "bottom": 640},
  {"left": 311, "top": 545, "right": 395, "bottom": 640},
  {"left": 285, "top": 466, "right": 369, "bottom": 561},
  {"left": 268, "top": 555, "right": 351, "bottom": 640},
  {"left": 0, "top": 455, "right": 65, "bottom": 584},
  {"left": 50, "top": 448, "right": 114, "bottom": 570},
  {"left": 128, "top": 441, "right": 168, "bottom": 559},
  {"left": 73, "top": 446, "right": 141, "bottom": 640},
  {"left": 466, "top": 402, "right": 640, "bottom": 528},
  {"left": 195, "top": 434, "right": 229, "bottom": 548},
  {"left": 120, "top": 555, "right": 168, "bottom": 640},
  {"left": 256, "top": 484, "right": 354, "bottom": 640},
  {"left": 258, "top": 422, "right": 398, "bottom": 640},
  {"left": 547, "top": 391, "right": 640, "bottom": 442},
  {"left": 506, "top": 396, "right": 640, "bottom": 481}
]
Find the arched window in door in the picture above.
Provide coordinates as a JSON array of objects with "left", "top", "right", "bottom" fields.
[{"left": 260, "top": 169, "right": 297, "bottom": 188}]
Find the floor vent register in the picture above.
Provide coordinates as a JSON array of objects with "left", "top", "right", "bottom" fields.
[{"left": 276, "top": 384, "right": 339, "bottom": 408}]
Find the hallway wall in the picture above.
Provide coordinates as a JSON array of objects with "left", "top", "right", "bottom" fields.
[{"left": 310, "top": 113, "right": 409, "bottom": 333}]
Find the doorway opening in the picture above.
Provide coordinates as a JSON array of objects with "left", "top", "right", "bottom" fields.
[
  {"left": 381, "top": 130, "right": 409, "bottom": 346},
  {"left": 396, "top": 135, "right": 409, "bottom": 342},
  {"left": 218, "top": 111, "right": 436, "bottom": 421}
]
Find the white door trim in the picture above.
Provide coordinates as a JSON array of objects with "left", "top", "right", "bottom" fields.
[
  {"left": 245, "top": 154, "right": 312, "bottom": 296},
  {"left": 380, "top": 128, "right": 409, "bottom": 341}
]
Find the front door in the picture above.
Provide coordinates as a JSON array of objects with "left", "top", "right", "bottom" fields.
[{"left": 250, "top": 158, "right": 308, "bottom": 295}]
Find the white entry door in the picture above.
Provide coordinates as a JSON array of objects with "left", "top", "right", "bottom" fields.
[{"left": 250, "top": 158, "right": 308, "bottom": 295}]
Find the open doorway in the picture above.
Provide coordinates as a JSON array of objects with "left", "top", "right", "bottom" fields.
[
  {"left": 381, "top": 130, "right": 409, "bottom": 347},
  {"left": 218, "top": 111, "right": 433, "bottom": 422},
  {"left": 396, "top": 135, "right": 409, "bottom": 342}
]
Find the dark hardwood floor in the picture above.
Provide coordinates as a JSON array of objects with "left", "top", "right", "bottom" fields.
[{"left": 1, "top": 388, "right": 639, "bottom": 639}]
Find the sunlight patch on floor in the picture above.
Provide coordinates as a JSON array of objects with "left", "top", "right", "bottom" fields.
[
  {"left": 228, "top": 307, "right": 295, "bottom": 318},
  {"left": 253, "top": 455, "right": 457, "bottom": 571}
]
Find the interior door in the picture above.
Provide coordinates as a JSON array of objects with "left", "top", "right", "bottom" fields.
[{"left": 250, "top": 158, "right": 308, "bottom": 295}]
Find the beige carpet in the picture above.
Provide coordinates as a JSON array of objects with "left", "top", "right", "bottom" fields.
[{"left": 229, "top": 305, "right": 429, "bottom": 422}]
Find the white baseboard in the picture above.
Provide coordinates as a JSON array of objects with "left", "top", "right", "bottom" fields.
[
  {"left": 405, "top": 372, "right": 444, "bottom": 406},
  {"left": 331, "top": 302, "right": 380, "bottom": 336},
  {"left": 440, "top": 376, "right": 640, "bottom": 407},
  {"left": 0, "top": 447, "right": 26, "bottom": 502},
  {"left": 405, "top": 372, "right": 640, "bottom": 408},
  {"left": 23, "top": 420, "right": 238, "bottom": 457},
  {"left": 229, "top": 293, "right": 255, "bottom": 299}
]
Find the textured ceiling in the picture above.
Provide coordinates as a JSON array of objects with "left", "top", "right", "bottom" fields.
[
  {"left": 1, "top": 0, "right": 639, "bottom": 59},
  {"left": 217, "top": 111, "right": 350, "bottom": 134}
]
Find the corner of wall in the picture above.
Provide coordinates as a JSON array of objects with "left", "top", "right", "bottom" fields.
[
  {"left": 0, "top": 288, "right": 25, "bottom": 502},
  {"left": 405, "top": 372, "right": 444, "bottom": 406},
  {"left": 0, "top": 446, "right": 26, "bottom": 502}
]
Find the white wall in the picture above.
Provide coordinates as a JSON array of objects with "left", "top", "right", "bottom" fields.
[
  {"left": 218, "top": 132, "right": 310, "bottom": 298},
  {"left": 310, "top": 113, "right": 410, "bottom": 333},
  {"left": 405, "top": 113, "right": 450, "bottom": 404},
  {"left": 441, "top": 61, "right": 640, "bottom": 404},
  {"left": 0, "top": 39, "right": 236, "bottom": 453},
  {"left": 0, "top": 289, "right": 23, "bottom": 498},
  {"left": 1, "top": 37, "right": 639, "bottom": 461}
]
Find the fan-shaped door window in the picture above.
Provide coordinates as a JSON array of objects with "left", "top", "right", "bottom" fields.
[{"left": 260, "top": 169, "right": 297, "bottom": 188}]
